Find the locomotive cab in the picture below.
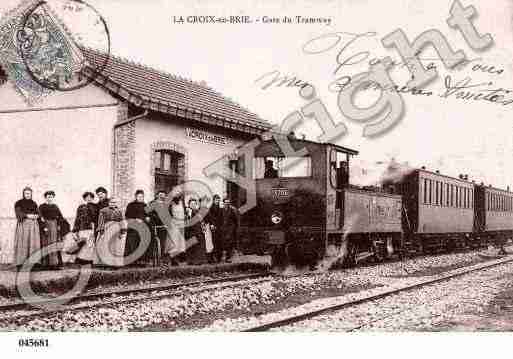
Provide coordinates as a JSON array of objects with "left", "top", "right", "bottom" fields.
[{"left": 234, "top": 135, "right": 360, "bottom": 268}]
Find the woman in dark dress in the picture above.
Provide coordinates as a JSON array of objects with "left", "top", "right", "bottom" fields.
[
  {"left": 205, "top": 194, "right": 223, "bottom": 263},
  {"left": 73, "top": 192, "right": 98, "bottom": 265},
  {"left": 186, "top": 198, "right": 207, "bottom": 265},
  {"left": 13, "top": 187, "right": 41, "bottom": 270},
  {"left": 38, "top": 191, "right": 66, "bottom": 269},
  {"left": 124, "top": 190, "right": 151, "bottom": 266}
]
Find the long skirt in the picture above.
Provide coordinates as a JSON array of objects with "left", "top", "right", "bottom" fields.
[
  {"left": 94, "top": 221, "right": 127, "bottom": 267},
  {"left": 76, "top": 229, "right": 95, "bottom": 262},
  {"left": 14, "top": 219, "right": 41, "bottom": 266},
  {"left": 124, "top": 228, "right": 141, "bottom": 260},
  {"left": 40, "top": 220, "right": 62, "bottom": 267},
  {"left": 187, "top": 225, "right": 207, "bottom": 265}
]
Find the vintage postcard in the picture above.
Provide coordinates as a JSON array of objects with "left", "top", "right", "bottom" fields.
[{"left": 0, "top": 0, "right": 512, "bottom": 356}]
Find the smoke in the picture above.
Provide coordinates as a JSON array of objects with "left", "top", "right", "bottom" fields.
[
  {"left": 351, "top": 157, "right": 415, "bottom": 187},
  {"left": 315, "top": 213, "right": 359, "bottom": 272}
]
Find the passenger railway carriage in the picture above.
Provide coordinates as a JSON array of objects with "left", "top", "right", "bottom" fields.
[
  {"left": 474, "top": 184, "right": 513, "bottom": 248},
  {"left": 397, "top": 169, "right": 476, "bottom": 253},
  {"left": 231, "top": 136, "right": 513, "bottom": 269}
]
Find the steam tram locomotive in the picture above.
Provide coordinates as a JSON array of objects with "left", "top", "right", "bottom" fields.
[
  {"left": 232, "top": 136, "right": 513, "bottom": 268},
  {"left": 234, "top": 137, "right": 403, "bottom": 268}
]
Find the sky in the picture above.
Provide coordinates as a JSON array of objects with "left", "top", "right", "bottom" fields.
[{"left": 1, "top": 0, "right": 513, "bottom": 188}]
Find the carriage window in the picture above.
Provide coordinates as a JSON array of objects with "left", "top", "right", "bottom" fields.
[
  {"left": 441, "top": 182, "right": 445, "bottom": 207},
  {"left": 423, "top": 179, "right": 428, "bottom": 204},
  {"left": 254, "top": 156, "right": 312, "bottom": 179},
  {"left": 428, "top": 180, "right": 432, "bottom": 204},
  {"left": 435, "top": 182, "right": 439, "bottom": 205},
  {"left": 446, "top": 184, "right": 450, "bottom": 206},
  {"left": 438, "top": 182, "right": 442, "bottom": 207}
]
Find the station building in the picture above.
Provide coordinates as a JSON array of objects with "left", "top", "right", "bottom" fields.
[{"left": 0, "top": 48, "right": 270, "bottom": 263}]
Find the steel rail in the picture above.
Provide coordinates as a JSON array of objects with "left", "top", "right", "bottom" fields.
[{"left": 241, "top": 256, "right": 513, "bottom": 331}]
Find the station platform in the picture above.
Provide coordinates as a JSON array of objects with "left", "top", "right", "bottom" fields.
[{"left": 0, "top": 254, "right": 271, "bottom": 297}]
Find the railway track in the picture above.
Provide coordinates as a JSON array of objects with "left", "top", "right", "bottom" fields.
[
  {"left": 241, "top": 255, "right": 513, "bottom": 332},
  {"left": 0, "top": 271, "right": 273, "bottom": 322}
]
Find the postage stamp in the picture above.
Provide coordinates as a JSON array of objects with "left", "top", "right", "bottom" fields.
[{"left": 0, "top": 0, "right": 85, "bottom": 104}]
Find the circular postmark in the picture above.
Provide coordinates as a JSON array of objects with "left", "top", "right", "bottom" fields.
[{"left": 17, "top": 0, "right": 111, "bottom": 92}]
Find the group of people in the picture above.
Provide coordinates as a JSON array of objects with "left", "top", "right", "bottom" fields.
[{"left": 12, "top": 185, "right": 240, "bottom": 271}]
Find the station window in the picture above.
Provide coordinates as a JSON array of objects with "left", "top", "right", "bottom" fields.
[{"left": 154, "top": 149, "right": 184, "bottom": 194}]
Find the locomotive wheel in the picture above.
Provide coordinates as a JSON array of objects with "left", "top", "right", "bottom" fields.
[
  {"left": 344, "top": 240, "right": 358, "bottom": 267},
  {"left": 271, "top": 245, "right": 288, "bottom": 269},
  {"left": 372, "top": 240, "right": 385, "bottom": 263}
]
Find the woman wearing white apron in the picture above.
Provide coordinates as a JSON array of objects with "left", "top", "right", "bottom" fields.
[
  {"left": 94, "top": 198, "right": 127, "bottom": 268},
  {"left": 71, "top": 192, "right": 98, "bottom": 265},
  {"left": 168, "top": 194, "right": 187, "bottom": 259}
]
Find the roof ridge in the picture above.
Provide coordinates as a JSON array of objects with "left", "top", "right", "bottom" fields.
[
  {"left": 82, "top": 47, "right": 213, "bottom": 90},
  {"left": 81, "top": 47, "right": 271, "bottom": 129}
]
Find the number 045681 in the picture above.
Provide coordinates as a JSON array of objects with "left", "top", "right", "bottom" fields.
[{"left": 18, "top": 339, "right": 49, "bottom": 347}]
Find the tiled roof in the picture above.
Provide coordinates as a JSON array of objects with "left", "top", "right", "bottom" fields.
[{"left": 81, "top": 48, "right": 271, "bottom": 134}]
